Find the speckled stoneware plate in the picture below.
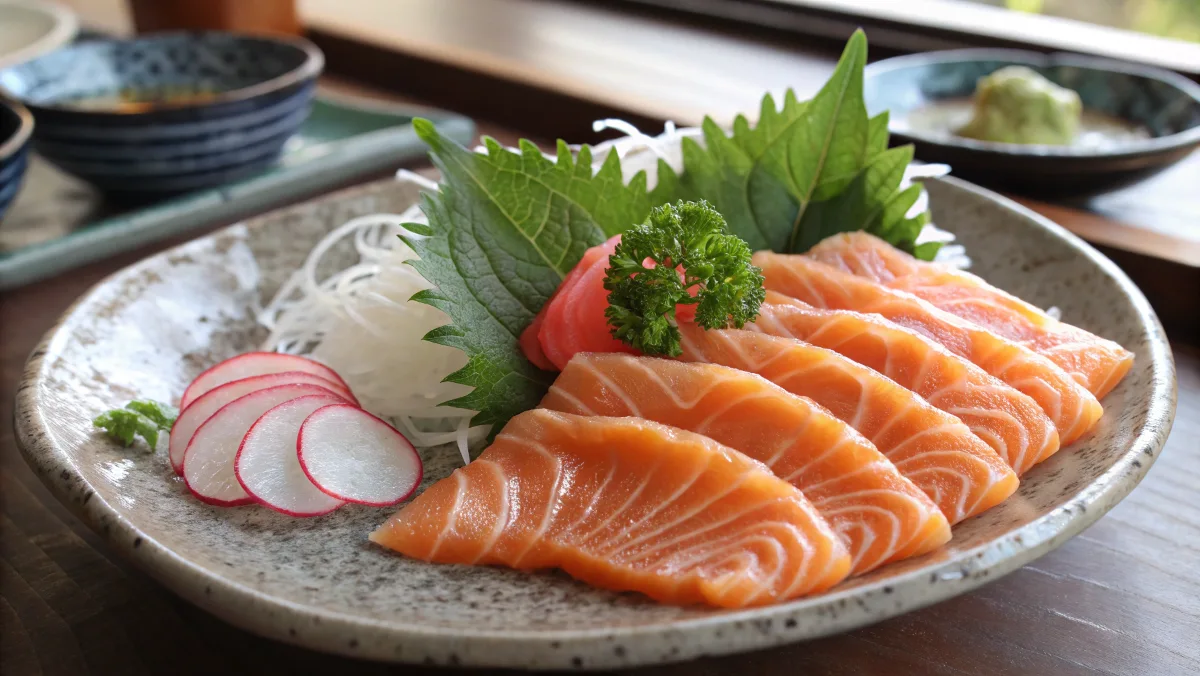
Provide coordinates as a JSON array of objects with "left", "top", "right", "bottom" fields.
[{"left": 14, "top": 174, "right": 1176, "bottom": 669}]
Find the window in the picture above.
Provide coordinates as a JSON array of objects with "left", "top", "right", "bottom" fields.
[
  {"left": 600, "top": 0, "right": 1200, "bottom": 76},
  {"left": 961, "top": 0, "right": 1200, "bottom": 42}
]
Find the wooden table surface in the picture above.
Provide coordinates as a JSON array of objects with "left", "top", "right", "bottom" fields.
[{"left": 4, "top": 4, "right": 1200, "bottom": 674}]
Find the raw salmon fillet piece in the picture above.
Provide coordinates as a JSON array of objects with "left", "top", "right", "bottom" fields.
[
  {"left": 677, "top": 326, "right": 1018, "bottom": 524},
  {"left": 522, "top": 235, "right": 635, "bottom": 371},
  {"left": 371, "top": 410, "right": 851, "bottom": 608},
  {"left": 808, "top": 232, "right": 1133, "bottom": 398},
  {"left": 520, "top": 234, "right": 697, "bottom": 371},
  {"left": 753, "top": 295, "right": 1061, "bottom": 474},
  {"left": 754, "top": 252, "right": 1103, "bottom": 446},
  {"left": 540, "top": 354, "right": 950, "bottom": 573}
]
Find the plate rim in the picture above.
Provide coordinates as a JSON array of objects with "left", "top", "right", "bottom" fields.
[
  {"left": 0, "top": 0, "right": 78, "bottom": 72},
  {"left": 13, "top": 175, "right": 1178, "bottom": 669}
]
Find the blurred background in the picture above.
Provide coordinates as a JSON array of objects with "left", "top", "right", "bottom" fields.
[
  {"left": 47, "top": 0, "right": 1200, "bottom": 41},
  {"left": 967, "top": 0, "right": 1200, "bottom": 42}
]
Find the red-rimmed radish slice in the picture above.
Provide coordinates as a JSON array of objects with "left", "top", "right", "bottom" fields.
[
  {"left": 299, "top": 404, "right": 422, "bottom": 506},
  {"left": 234, "top": 394, "right": 348, "bottom": 516},
  {"left": 183, "top": 384, "right": 344, "bottom": 506},
  {"left": 169, "top": 371, "right": 352, "bottom": 475},
  {"left": 180, "top": 352, "right": 354, "bottom": 410}
]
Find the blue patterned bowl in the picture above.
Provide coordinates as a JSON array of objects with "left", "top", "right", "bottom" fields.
[
  {"left": 0, "top": 32, "right": 323, "bottom": 200},
  {"left": 0, "top": 96, "right": 33, "bottom": 220},
  {"left": 865, "top": 50, "right": 1200, "bottom": 197}
]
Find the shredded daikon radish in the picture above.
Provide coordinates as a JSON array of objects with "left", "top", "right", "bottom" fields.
[{"left": 258, "top": 176, "right": 487, "bottom": 464}]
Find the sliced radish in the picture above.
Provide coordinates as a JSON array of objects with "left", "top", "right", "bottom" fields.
[
  {"left": 299, "top": 404, "right": 422, "bottom": 506},
  {"left": 183, "top": 383, "right": 344, "bottom": 506},
  {"left": 180, "top": 352, "right": 354, "bottom": 410},
  {"left": 234, "top": 394, "right": 348, "bottom": 516},
  {"left": 169, "top": 371, "right": 351, "bottom": 475}
]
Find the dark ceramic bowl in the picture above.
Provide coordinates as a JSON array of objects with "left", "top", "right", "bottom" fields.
[
  {"left": 0, "top": 96, "right": 33, "bottom": 220},
  {"left": 865, "top": 49, "right": 1200, "bottom": 197},
  {"left": 0, "top": 32, "right": 323, "bottom": 200}
]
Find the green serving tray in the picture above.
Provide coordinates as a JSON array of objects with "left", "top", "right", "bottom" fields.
[{"left": 0, "top": 94, "right": 474, "bottom": 289}]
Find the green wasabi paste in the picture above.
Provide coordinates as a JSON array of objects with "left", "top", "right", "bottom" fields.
[{"left": 957, "top": 66, "right": 1082, "bottom": 145}]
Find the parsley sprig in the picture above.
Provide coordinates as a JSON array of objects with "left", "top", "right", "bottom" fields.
[
  {"left": 94, "top": 399, "right": 178, "bottom": 450},
  {"left": 604, "top": 200, "right": 765, "bottom": 357}
]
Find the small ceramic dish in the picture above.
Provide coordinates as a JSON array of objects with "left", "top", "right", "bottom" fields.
[
  {"left": 0, "top": 0, "right": 78, "bottom": 70},
  {"left": 0, "top": 31, "right": 323, "bottom": 199},
  {"left": 14, "top": 167, "right": 1176, "bottom": 669},
  {"left": 0, "top": 95, "right": 32, "bottom": 220},
  {"left": 864, "top": 49, "right": 1200, "bottom": 197}
]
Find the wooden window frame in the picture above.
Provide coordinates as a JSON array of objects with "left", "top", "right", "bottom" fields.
[{"left": 583, "top": 0, "right": 1200, "bottom": 78}]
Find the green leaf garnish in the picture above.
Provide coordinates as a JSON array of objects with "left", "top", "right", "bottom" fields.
[
  {"left": 772, "top": 30, "right": 870, "bottom": 214},
  {"left": 790, "top": 145, "right": 914, "bottom": 252},
  {"left": 94, "top": 399, "right": 178, "bottom": 450},
  {"left": 867, "top": 111, "right": 890, "bottom": 157},
  {"left": 667, "top": 117, "right": 798, "bottom": 253},
  {"left": 604, "top": 200, "right": 765, "bottom": 357},
  {"left": 656, "top": 29, "right": 938, "bottom": 259},
  {"left": 403, "top": 120, "right": 657, "bottom": 439}
]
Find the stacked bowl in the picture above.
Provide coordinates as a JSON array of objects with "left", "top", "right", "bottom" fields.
[
  {"left": 0, "top": 96, "right": 32, "bottom": 219},
  {"left": 0, "top": 32, "right": 323, "bottom": 200}
]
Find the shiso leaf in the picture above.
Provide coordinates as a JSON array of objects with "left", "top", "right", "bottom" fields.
[
  {"left": 867, "top": 111, "right": 890, "bottom": 156},
  {"left": 790, "top": 144, "right": 914, "bottom": 252},
  {"left": 402, "top": 120, "right": 655, "bottom": 443},
  {"left": 661, "top": 29, "right": 937, "bottom": 259}
]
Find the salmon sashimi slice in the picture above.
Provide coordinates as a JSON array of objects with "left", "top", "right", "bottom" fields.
[
  {"left": 808, "top": 232, "right": 1133, "bottom": 398},
  {"left": 518, "top": 239, "right": 617, "bottom": 371},
  {"left": 519, "top": 234, "right": 698, "bottom": 371},
  {"left": 522, "top": 235, "right": 637, "bottom": 371},
  {"left": 540, "top": 353, "right": 950, "bottom": 573},
  {"left": 371, "top": 409, "right": 851, "bottom": 608},
  {"left": 752, "top": 295, "right": 1061, "bottom": 474},
  {"left": 753, "top": 252, "right": 1103, "bottom": 446},
  {"left": 676, "top": 326, "right": 1018, "bottom": 524},
  {"left": 894, "top": 267, "right": 1134, "bottom": 398}
]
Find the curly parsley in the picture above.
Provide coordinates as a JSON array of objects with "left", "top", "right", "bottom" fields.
[{"left": 604, "top": 200, "right": 765, "bottom": 357}]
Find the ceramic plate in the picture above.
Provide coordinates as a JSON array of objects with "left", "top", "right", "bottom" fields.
[
  {"left": 864, "top": 49, "right": 1200, "bottom": 197},
  {"left": 15, "top": 173, "right": 1176, "bottom": 669}
]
